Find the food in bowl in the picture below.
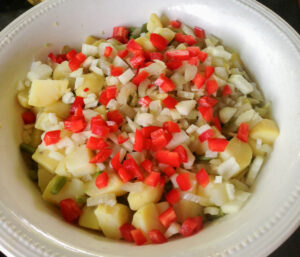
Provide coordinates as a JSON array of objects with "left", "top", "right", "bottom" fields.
[{"left": 17, "top": 13, "right": 279, "bottom": 245}]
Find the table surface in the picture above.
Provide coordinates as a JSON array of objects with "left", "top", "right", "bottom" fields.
[{"left": 0, "top": 0, "right": 299, "bottom": 257}]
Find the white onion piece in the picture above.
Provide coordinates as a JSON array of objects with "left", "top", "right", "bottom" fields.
[
  {"left": 225, "top": 183, "right": 235, "bottom": 200},
  {"left": 87, "top": 193, "right": 116, "bottom": 207},
  {"left": 204, "top": 207, "right": 219, "bottom": 216},
  {"left": 121, "top": 182, "right": 145, "bottom": 193},
  {"left": 229, "top": 74, "right": 253, "bottom": 94},
  {"left": 82, "top": 44, "right": 98, "bottom": 56},
  {"left": 246, "top": 155, "right": 264, "bottom": 186},
  {"left": 217, "top": 157, "right": 240, "bottom": 179},
  {"left": 175, "top": 100, "right": 196, "bottom": 116},
  {"left": 180, "top": 192, "right": 209, "bottom": 206},
  {"left": 135, "top": 113, "right": 154, "bottom": 127},
  {"left": 164, "top": 222, "right": 181, "bottom": 238},
  {"left": 118, "top": 69, "right": 135, "bottom": 85},
  {"left": 166, "top": 130, "right": 189, "bottom": 150}
]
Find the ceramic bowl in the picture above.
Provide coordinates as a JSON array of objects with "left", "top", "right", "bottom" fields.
[{"left": 0, "top": 0, "right": 299, "bottom": 256}]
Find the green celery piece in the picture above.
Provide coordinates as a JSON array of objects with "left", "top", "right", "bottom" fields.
[
  {"left": 20, "top": 143, "right": 36, "bottom": 155},
  {"left": 50, "top": 176, "right": 67, "bottom": 195}
]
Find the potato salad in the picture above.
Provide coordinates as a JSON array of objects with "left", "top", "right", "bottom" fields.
[{"left": 17, "top": 13, "right": 279, "bottom": 245}]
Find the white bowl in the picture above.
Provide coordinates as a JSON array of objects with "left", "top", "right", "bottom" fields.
[{"left": 0, "top": 0, "right": 299, "bottom": 256}]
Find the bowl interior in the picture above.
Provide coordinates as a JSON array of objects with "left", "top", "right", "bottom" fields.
[{"left": 0, "top": 0, "right": 299, "bottom": 256}]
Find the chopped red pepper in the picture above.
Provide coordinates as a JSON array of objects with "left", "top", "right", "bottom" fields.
[
  {"left": 104, "top": 46, "right": 113, "bottom": 57},
  {"left": 132, "top": 70, "right": 149, "bottom": 86},
  {"left": 206, "top": 79, "right": 218, "bottom": 95},
  {"left": 155, "top": 150, "right": 181, "bottom": 167},
  {"left": 154, "top": 74, "right": 176, "bottom": 93},
  {"left": 64, "top": 116, "right": 87, "bottom": 133},
  {"left": 66, "top": 49, "right": 77, "bottom": 60},
  {"left": 117, "top": 49, "right": 129, "bottom": 58},
  {"left": 165, "top": 49, "right": 190, "bottom": 61},
  {"left": 48, "top": 52, "right": 57, "bottom": 62},
  {"left": 186, "top": 46, "right": 201, "bottom": 57},
  {"left": 205, "top": 66, "right": 215, "bottom": 78},
  {"left": 86, "top": 137, "right": 108, "bottom": 150},
  {"left": 166, "top": 189, "right": 180, "bottom": 205},
  {"left": 60, "top": 198, "right": 82, "bottom": 223},
  {"left": 198, "top": 129, "right": 215, "bottom": 143},
  {"left": 188, "top": 57, "right": 199, "bottom": 66},
  {"left": 133, "top": 129, "right": 144, "bottom": 152},
  {"left": 141, "top": 159, "right": 153, "bottom": 173},
  {"left": 151, "top": 128, "right": 170, "bottom": 151},
  {"left": 163, "top": 121, "right": 181, "bottom": 133},
  {"left": 170, "top": 20, "right": 181, "bottom": 28},
  {"left": 112, "top": 26, "right": 129, "bottom": 43},
  {"left": 148, "top": 52, "right": 164, "bottom": 61},
  {"left": 173, "top": 145, "right": 188, "bottom": 163},
  {"left": 44, "top": 130, "right": 61, "bottom": 146},
  {"left": 141, "top": 126, "right": 161, "bottom": 138},
  {"left": 122, "top": 157, "right": 144, "bottom": 181},
  {"left": 174, "top": 33, "right": 197, "bottom": 45},
  {"left": 107, "top": 110, "right": 123, "bottom": 126},
  {"left": 106, "top": 86, "right": 117, "bottom": 99},
  {"left": 120, "top": 223, "right": 136, "bottom": 242},
  {"left": 21, "top": 111, "right": 36, "bottom": 124},
  {"left": 180, "top": 216, "right": 203, "bottom": 237},
  {"left": 138, "top": 96, "right": 152, "bottom": 107},
  {"left": 83, "top": 87, "right": 89, "bottom": 92},
  {"left": 163, "top": 166, "right": 176, "bottom": 177},
  {"left": 111, "top": 151, "right": 121, "bottom": 171},
  {"left": 70, "top": 96, "right": 84, "bottom": 115},
  {"left": 237, "top": 123, "right": 249, "bottom": 143},
  {"left": 90, "top": 148, "right": 112, "bottom": 163},
  {"left": 90, "top": 115, "right": 110, "bottom": 138},
  {"left": 198, "top": 51, "right": 208, "bottom": 62},
  {"left": 176, "top": 173, "right": 191, "bottom": 191},
  {"left": 68, "top": 52, "right": 86, "bottom": 71},
  {"left": 198, "top": 96, "right": 218, "bottom": 107},
  {"left": 118, "top": 167, "right": 134, "bottom": 183},
  {"left": 207, "top": 138, "right": 228, "bottom": 152},
  {"left": 194, "top": 27, "right": 206, "bottom": 39},
  {"left": 144, "top": 171, "right": 161, "bottom": 187},
  {"left": 162, "top": 95, "right": 178, "bottom": 109},
  {"left": 117, "top": 134, "right": 129, "bottom": 144},
  {"left": 126, "top": 38, "right": 143, "bottom": 51},
  {"left": 166, "top": 59, "right": 183, "bottom": 70},
  {"left": 193, "top": 73, "right": 206, "bottom": 89},
  {"left": 150, "top": 33, "right": 168, "bottom": 51},
  {"left": 159, "top": 207, "right": 177, "bottom": 228},
  {"left": 131, "top": 229, "right": 147, "bottom": 246},
  {"left": 213, "top": 116, "right": 222, "bottom": 132},
  {"left": 222, "top": 85, "right": 233, "bottom": 96},
  {"left": 130, "top": 55, "right": 145, "bottom": 68},
  {"left": 95, "top": 172, "right": 109, "bottom": 189},
  {"left": 148, "top": 229, "right": 168, "bottom": 244},
  {"left": 196, "top": 168, "right": 210, "bottom": 188},
  {"left": 198, "top": 106, "right": 213, "bottom": 123},
  {"left": 110, "top": 66, "right": 124, "bottom": 76}
]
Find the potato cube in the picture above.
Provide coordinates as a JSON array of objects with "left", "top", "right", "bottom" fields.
[
  {"left": 173, "top": 200, "right": 203, "bottom": 223},
  {"left": 32, "top": 149, "right": 60, "bottom": 173},
  {"left": 78, "top": 206, "right": 101, "bottom": 230},
  {"left": 75, "top": 72, "right": 105, "bottom": 97},
  {"left": 37, "top": 166, "right": 54, "bottom": 192},
  {"left": 44, "top": 101, "right": 71, "bottom": 120},
  {"left": 249, "top": 119, "right": 279, "bottom": 144}
]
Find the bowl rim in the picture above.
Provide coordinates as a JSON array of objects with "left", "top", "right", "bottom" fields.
[{"left": 0, "top": 0, "right": 299, "bottom": 256}]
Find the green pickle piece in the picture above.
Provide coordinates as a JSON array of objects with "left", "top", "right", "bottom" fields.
[
  {"left": 20, "top": 143, "right": 36, "bottom": 155},
  {"left": 50, "top": 176, "right": 67, "bottom": 195}
]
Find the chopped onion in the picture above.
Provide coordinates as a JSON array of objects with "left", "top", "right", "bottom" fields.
[
  {"left": 204, "top": 207, "right": 219, "bottom": 215},
  {"left": 164, "top": 222, "right": 181, "bottom": 238},
  {"left": 70, "top": 68, "right": 83, "bottom": 78},
  {"left": 219, "top": 107, "right": 237, "bottom": 124},
  {"left": 217, "top": 157, "right": 240, "bottom": 179},
  {"left": 197, "top": 124, "right": 211, "bottom": 135},
  {"left": 182, "top": 144, "right": 195, "bottom": 170},
  {"left": 75, "top": 77, "right": 84, "bottom": 89},
  {"left": 82, "top": 44, "right": 98, "bottom": 56},
  {"left": 177, "top": 91, "right": 194, "bottom": 99},
  {"left": 246, "top": 155, "right": 264, "bottom": 186},
  {"left": 48, "top": 151, "right": 64, "bottom": 161},
  {"left": 214, "top": 176, "right": 223, "bottom": 184},
  {"left": 87, "top": 193, "right": 116, "bottom": 207},
  {"left": 83, "top": 56, "right": 95, "bottom": 68},
  {"left": 135, "top": 113, "right": 154, "bottom": 127},
  {"left": 180, "top": 192, "right": 209, "bottom": 206},
  {"left": 166, "top": 130, "right": 189, "bottom": 149},
  {"left": 27, "top": 61, "right": 52, "bottom": 81},
  {"left": 170, "top": 174, "right": 179, "bottom": 188},
  {"left": 89, "top": 65, "right": 104, "bottom": 76},
  {"left": 221, "top": 200, "right": 244, "bottom": 214},
  {"left": 225, "top": 183, "right": 235, "bottom": 200},
  {"left": 184, "top": 65, "right": 197, "bottom": 82},
  {"left": 113, "top": 56, "right": 128, "bottom": 69},
  {"left": 186, "top": 124, "right": 198, "bottom": 134},
  {"left": 204, "top": 45, "right": 232, "bottom": 61},
  {"left": 235, "top": 190, "right": 251, "bottom": 202},
  {"left": 205, "top": 150, "right": 218, "bottom": 159},
  {"left": 229, "top": 74, "right": 253, "bottom": 94},
  {"left": 175, "top": 100, "right": 196, "bottom": 116}
]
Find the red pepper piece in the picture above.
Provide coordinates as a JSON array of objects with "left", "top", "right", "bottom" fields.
[
  {"left": 154, "top": 74, "right": 176, "bottom": 93},
  {"left": 56, "top": 54, "right": 67, "bottom": 64},
  {"left": 89, "top": 148, "right": 112, "bottom": 163},
  {"left": 237, "top": 123, "right": 249, "bottom": 143},
  {"left": 141, "top": 126, "right": 161, "bottom": 138},
  {"left": 117, "top": 167, "right": 134, "bottom": 183},
  {"left": 207, "top": 138, "right": 228, "bottom": 152},
  {"left": 155, "top": 150, "right": 181, "bottom": 167},
  {"left": 170, "top": 20, "right": 181, "bottom": 28},
  {"left": 133, "top": 129, "right": 144, "bottom": 152},
  {"left": 198, "top": 96, "right": 218, "bottom": 107},
  {"left": 165, "top": 49, "right": 190, "bottom": 61},
  {"left": 90, "top": 115, "right": 110, "bottom": 138},
  {"left": 48, "top": 53, "right": 57, "bottom": 62},
  {"left": 174, "top": 33, "right": 197, "bottom": 45},
  {"left": 68, "top": 58, "right": 82, "bottom": 71},
  {"left": 70, "top": 96, "right": 84, "bottom": 115},
  {"left": 95, "top": 172, "right": 109, "bottom": 189},
  {"left": 186, "top": 46, "right": 201, "bottom": 57},
  {"left": 165, "top": 189, "right": 180, "bottom": 205},
  {"left": 188, "top": 57, "right": 199, "bottom": 66},
  {"left": 162, "top": 166, "right": 176, "bottom": 177},
  {"left": 193, "top": 73, "right": 206, "bottom": 89},
  {"left": 104, "top": 46, "right": 113, "bottom": 57},
  {"left": 120, "top": 223, "right": 136, "bottom": 242},
  {"left": 117, "top": 134, "right": 129, "bottom": 144},
  {"left": 106, "top": 121, "right": 118, "bottom": 133},
  {"left": 110, "top": 66, "right": 124, "bottom": 76},
  {"left": 64, "top": 116, "right": 87, "bottom": 133},
  {"left": 176, "top": 173, "right": 191, "bottom": 191},
  {"left": 150, "top": 33, "right": 168, "bottom": 51},
  {"left": 163, "top": 121, "right": 181, "bottom": 133},
  {"left": 130, "top": 55, "right": 145, "bottom": 69},
  {"left": 43, "top": 130, "right": 61, "bottom": 146},
  {"left": 144, "top": 171, "right": 161, "bottom": 187},
  {"left": 21, "top": 111, "right": 36, "bottom": 124},
  {"left": 180, "top": 216, "right": 203, "bottom": 237},
  {"left": 106, "top": 86, "right": 117, "bottom": 99},
  {"left": 194, "top": 26, "right": 206, "bottom": 39},
  {"left": 141, "top": 159, "right": 153, "bottom": 173},
  {"left": 59, "top": 198, "right": 82, "bottom": 223},
  {"left": 198, "top": 129, "right": 215, "bottom": 143},
  {"left": 138, "top": 96, "right": 152, "bottom": 107},
  {"left": 123, "top": 157, "right": 144, "bottom": 181},
  {"left": 173, "top": 145, "right": 188, "bottom": 163},
  {"left": 117, "top": 49, "right": 129, "bottom": 58},
  {"left": 206, "top": 79, "right": 218, "bottom": 95},
  {"left": 222, "top": 85, "right": 233, "bottom": 96},
  {"left": 148, "top": 230, "right": 168, "bottom": 244},
  {"left": 148, "top": 52, "right": 164, "bottom": 61},
  {"left": 162, "top": 95, "right": 178, "bottom": 109},
  {"left": 151, "top": 128, "right": 169, "bottom": 151},
  {"left": 111, "top": 151, "right": 121, "bottom": 172},
  {"left": 66, "top": 49, "right": 77, "bottom": 60},
  {"left": 112, "top": 26, "right": 129, "bottom": 43},
  {"left": 159, "top": 207, "right": 177, "bottom": 228},
  {"left": 166, "top": 59, "right": 182, "bottom": 70},
  {"left": 132, "top": 70, "right": 149, "bottom": 86},
  {"left": 198, "top": 106, "right": 213, "bottom": 123},
  {"left": 198, "top": 51, "right": 208, "bottom": 62},
  {"left": 131, "top": 229, "right": 147, "bottom": 246},
  {"left": 86, "top": 137, "right": 108, "bottom": 150},
  {"left": 205, "top": 66, "right": 215, "bottom": 78},
  {"left": 99, "top": 91, "right": 110, "bottom": 106},
  {"left": 83, "top": 87, "right": 89, "bottom": 92},
  {"left": 213, "top": 116, "right": 222, "bottom": 132},
  {"left": 126, "top": 38, "right": 143, "bottom": 51},
  {"left": 107, "top": 110, "right": 123, "bottom": 126},
  {"left": 196, "top": 168, "right": 210, "bottom": 188}
]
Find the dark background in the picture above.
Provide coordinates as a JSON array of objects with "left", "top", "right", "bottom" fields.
[{"left": 0, "top": 0, "right": 299, "bottom": 256}]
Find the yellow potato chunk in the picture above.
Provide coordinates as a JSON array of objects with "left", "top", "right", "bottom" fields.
[
  {"left": 153, "top": 27, "right": 175, "bottom": 42},
  {"left": 248, "top": 138, "right": 266, "bottom": 156},
  {"left": 249, "top": 119, "right": 279, "bottom": 144},
  {"left": 132, "top": 203, "right": 165, "bottom": 237},
  {"left": 127, "top": 183, "right": 164, "bottom": 211},
  {"left": 147, "top": 13, "right": 163, "bottom": 33},
  {"left": 135, "top": 37, "right": 156, "bottom": 52},
  {"left": 75, "top": 73, "right": 105, "bottom": 97},
  {"left": 37, "top": 166, "right": 54, "bottom": 192},
  {"left": 32, "top": 149, "right": 60, "bottom": 173},
  {"left": 53, "top": 61, "right": 72, "bottom": 80},
  {"left": 44, "top": 101, "right": 71, "bottom": 120},
  {"left": 78, "top": 206, "right": 101, "bottom": 230},
  {"left": 94, "top": 203, "right": 132, "bottom": 239},
  {"left": 220, "top": 137, "right": 253, "bottom": 172},
  {"left": 65, "top": 146, "right": 96, "bottom": 177},
  {"left": 28, "top": 79, "right": 69, "bottom": 107},
  {"left": 173, "top": 200, "right": 203, "bottom": 223}
]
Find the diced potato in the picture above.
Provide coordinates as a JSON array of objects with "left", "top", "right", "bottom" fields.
[
  {"left": 38, "top": 166, "right": 54, "bottom": 192},
  {"left": 17, "top": 89, "right": 30, "bottom": 108},
  {"left": 44, "top": 101, "right": 71, "bottom": 119},
  {"left": 147, "top": 13, "right": 163, "bottom": 33},
  {"left": 53, "top": 61, "right": 72, "bottom": 80},
  {"left": 28, "top": 80, "right": 69, "bottom": 107},
  {"left": 248, "top": 138, "right": 266, "bottom": 156},
  {"left": 78, "top": 206, "right": 101, "bottom": 230},
  {"left": 32, "top": 149, "right": 60, "bottom": 173},
  {"left": 65, "top": 146, "right": 96, "bottom": 177},
  {"left": 55, "top": 158, "right": 72, "bottom": 177},
  {"left": 135, "top": 37, "right": 156, "bottom": 52},
  {"left": 75, "top": 72, "right": 105, "bottom": 97},
  {"left": 132, "top": 203, "right": 165, "bottom": 237},
  {"left": 220, "top": 137, "right": 253, "bottom": 172},
  {"left": 85, "top": 35, "right": 100, "bottom": 45},
  {"left": 42, "top": 176, "right": 86, "bottom": 205},
  {"left": 35, "top": 112, "right": 61, "bottom": 131},
  {"left": 153, "top": 27, "right": 175, "bottom": 42},
  {"left": 128, "top": 183, "right": 164, "bottom": 211},
  {"left": 249, "top": 119, "right": 279, "bottom": 144},
  {"left": 94, "top": 203, "right": 132, "bottom": 239},
  {"left": 219, "top": 107, "right": 237, "bottom": 124},
  {"left": 173, "top": 200, "right": 203, "bottom": 223},
  {"left": 85, "top": 172, "right": 126, "bottom": 197}
]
